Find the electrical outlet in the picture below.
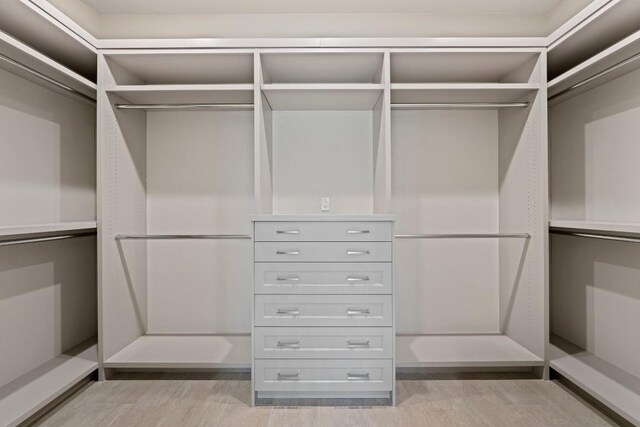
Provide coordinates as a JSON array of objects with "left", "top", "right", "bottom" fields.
[{"left": 321, "top": 197, "right": 330, "bottom": 212}]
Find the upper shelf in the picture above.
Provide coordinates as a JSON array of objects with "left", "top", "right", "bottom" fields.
[
  {"left": 107, "top": 84, "right": 254, "bottom": 106},
  {"left": 0, "top": 29, "right": 96, "bottom": 101},
  {"left": 390, "top": 83, "right": 539, "bottom": 105},
  {"left": 548, "top": 0, "right": 640, "bottom": 81},
  {"left": 262, "top": 83, "right": 383, "bottom": 110},
  {"left": 260, "top": 50, "right": 385, "bottom": 84},
  {"left": 0, "top": 1, "right": 96, "bottom": 81},
  {"left": 548, "top": 29, "right": 640, "bottom": 104},
  {"left": 105, "top": 51, "right": 255, "bottom": 85},
  {"left": 390, "top": 50, "right": 541, "bottom": 84}
]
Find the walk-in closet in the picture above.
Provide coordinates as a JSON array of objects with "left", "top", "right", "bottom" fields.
[{"left": 2, "top": 0, "right": 640, "bottom": 425}]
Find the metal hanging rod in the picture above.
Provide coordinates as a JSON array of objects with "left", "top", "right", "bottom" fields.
[
  {"left": 549, "top": 50, "right": 640, "bottom": 101},
  {"left": 0, "top": 232, "right": 96, "bottom": 247},
  {"left": 115, "top": 234, "right": 251, "bottom": 240},
  {"left": 0, "top": 52, "right": 95, "bottom": 103},
  {"left": 391, "top": 102, "right": 529, "bottom": 110},
  {"left": 115, "top": 103, "right": 254, "bottom": 111},
  {"left": 551, "top": 230, "right": 640, "bottom": 244},
  {"left": 394, "top": 233, "right": 531, "bottom": 239}
]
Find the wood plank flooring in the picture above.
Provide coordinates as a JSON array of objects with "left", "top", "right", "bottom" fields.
[{"left": 33, "top": 372, "right": 617, "bottom": 426}]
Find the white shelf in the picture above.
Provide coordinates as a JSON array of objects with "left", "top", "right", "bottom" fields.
[
  {"left": 548, "top": 0, "right": 640, "bottom": 81},
  {"left": 549, "top": 335, "right": 640, "bottom": 426},
  {"left": 549, "top": 29, "right": 640, "bottom": 103},
  {"left": 260, "top": 50, "right": 385, "bottom": 84},
  {"left": 0, "top": 29, "right": 96, "bottom": 100},
  {"left": 0, "top": 338, "right": 98, "bottom": 427},
  {"left": 106, "top": 51, "right": 254, "bottom": 85},
  {"left": 107, "top": 84, "right": 254, "bottom": 105},
  {"left": 0, "top": 2, "right": 96, "bottom": 81},
  {"left": 397, "top": 334, "right": 543, "bottom": 368},
  {"left": 104, "top": 335, "right": 251, "bottom": 369},
  {"left": 549, "top": 219, "right": 640, "bottom": 238},
  {"left": 391, "top": 50, "right": 540, "bottom": 84},
  {"left": 262, "top": 83, "right": 383, "bottom": 110},
  {"left": 390, "top": 83, "right": 539, "bottom": 104},
  {"left": 0, "top": 221, "right": 97, "bottom": 242}
]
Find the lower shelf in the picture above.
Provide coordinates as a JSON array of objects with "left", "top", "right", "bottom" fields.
[
  {"left": 104, "top": 335, "right": 251, "bottom": 369},
  {"left": 397, "top": 334, "right": 543, "bottom": 368},
  {"left": 550, "top": 335, "right": 640, "bottom": 426},
  {"left": 0, "top": 337, "right": 98, "bottom": 427}
]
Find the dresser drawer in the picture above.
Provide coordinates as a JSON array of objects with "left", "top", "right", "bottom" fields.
[
  {"left": 255, "top": 327, "right": 393, "bottom": 359},
  {"left": 254, "top": 263, "right": 392, "bottom": 295},
  {"left": 255, "top": 295, "right": 392, "bottom": 327},
  {"left": 254, "top": 359, "right": 393, "bottom": 392},
  {"left": 254, "top": 221, "right": 392, "bottom": 242},
  {"left": 254, "top": 242, "right": 392, "bottom": 263}
]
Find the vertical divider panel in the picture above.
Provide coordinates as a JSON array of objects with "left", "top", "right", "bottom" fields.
[
  {"left": 374, "top": 51, "right": 391, "bottom": 214},
  {"left": 97, "top": 54, "right": 148, "bottom": 367},
  {"left": 498, "top": 51, "right": 547, "bottom": 362},
  {"left": 255, "top": 52, "right": 273, "bottom": 214}
]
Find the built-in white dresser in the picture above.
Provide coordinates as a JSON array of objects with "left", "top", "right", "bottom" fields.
[{"left": 252, "top": 215, "right": 395, "bottom": 404}]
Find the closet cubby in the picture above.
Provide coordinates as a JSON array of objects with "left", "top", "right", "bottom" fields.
[
  {"left": 0, "top": 31, "right": 97, "bottom": 426},
  {"left": 257, "top": 50, "right": 389, "bottom": 214},
  {"left": 99, "top": 52, "right": 254, "bottom": 371},
  {"left": 390, "top": 49, "right": 547, "bottom": 370},
  {"left": 549, "top": 28, "right": 640, "bottom": 425}
]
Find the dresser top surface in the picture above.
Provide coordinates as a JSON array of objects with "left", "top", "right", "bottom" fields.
[{"left": 251, "top": 214, "right": 396, "bottom": 222}]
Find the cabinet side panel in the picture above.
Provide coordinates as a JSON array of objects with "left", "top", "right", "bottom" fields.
[
  {"left": 98, "top": 55, "right": 148, "bottom": 360},
  {"left": 499, "top": 70, "right": 546, "bottom": 358}
]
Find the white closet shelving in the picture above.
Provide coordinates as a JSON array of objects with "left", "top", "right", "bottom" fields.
[
  {"left": 549, "top": 335, "right": 640, "bottom": 426},
  {"left": 0, "top": 338, "right": 97, "bottom": 427},
  {"left": 100, "top": 50, "right": 255, "bottom": 371},
  {"left": 99, "top": 47, "right": 548, "bottom": 378},
  {"left": 0, "top": 27, "right": 97, "bottom": 427},
  {"left": 0, "top": 221, "right": 97, "bottom": 241},
  {"left": 391, "top": 49, "right": 547, "bottom": 370},
  {"left": 549, "top": 27, "right": 640, "bottom": 426}
]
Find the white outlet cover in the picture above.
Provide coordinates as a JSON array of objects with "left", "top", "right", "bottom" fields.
[{"left": 321, "top": 197, "right": 330, "bottom": 211}]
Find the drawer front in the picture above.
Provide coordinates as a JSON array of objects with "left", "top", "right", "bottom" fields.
[
  {"left": 254, "top": 263, "right": 392, "bottom": 295},
  {"left": 254, "top": 242, "right": 392, "bottom": 263},
  {"left": 255, "top": 327, "right": 393, "bottom": 359},
  {"left": 255, "top": 359, "right": 393, "bottom": 392},
  {"left": 254, "top": 221, "right": 392, "bottom": 242},
  {"left": 255, "top": 295, "right": 392, "bottom": 327}
]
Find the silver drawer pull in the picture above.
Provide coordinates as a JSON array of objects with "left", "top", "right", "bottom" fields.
[
  {"left": 347, "top": 340, "right": 370, "bottom": 348},
  {"left": 276, "top": 275, "right": 300, "bottom": 281},
  {"left": 277, "top": 340, "right": 300, "bottom": 348},
  {"left": 277, "top": 371, "right": 300, "bottom": 380},
  {"left": 347, "top": 230, "right": 370, "bottom": 234},
  {"left": 276, "top": 230, "right": 300, "bottom": 234},
  {"left": 346, "top": 250, "right": 370, "bottom": 255},
  {"left": 276, "top": 250, "right": 300, "bottom": 255},
  {"left": 276, "top": 308, "right": 300, "bottom": 315},
  {"left": 347, "top": 372, "right": 370, "bottom": 380},
  {"left": 346, "top": 276, "right": 370, "bottom": 282},
  {"left": 347, "top": 308, "right": 371, "bottom": 315}
]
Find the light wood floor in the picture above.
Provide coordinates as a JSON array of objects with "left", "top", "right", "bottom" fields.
[{"left": 33, "top": 372, "right": 617, "bottom": 427}]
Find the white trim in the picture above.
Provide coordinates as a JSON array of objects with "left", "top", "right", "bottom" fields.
[{"left": 95, "top": 37, "right": 549, "bottom": 50}]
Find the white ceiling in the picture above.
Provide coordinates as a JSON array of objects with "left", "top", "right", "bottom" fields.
[{"left": 78, "top": 0, "right": 565, "bottom": 15}]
